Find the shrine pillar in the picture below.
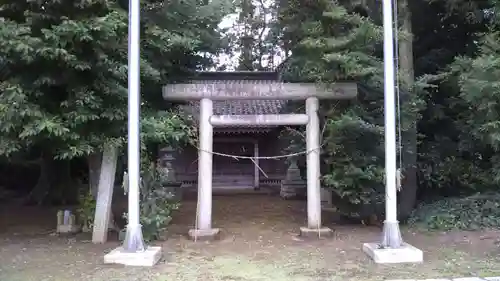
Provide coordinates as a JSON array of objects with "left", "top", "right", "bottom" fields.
[
  {"left": 305, "top": 97, "right": 321, "bottom": 229},
  {"left": 298, "top": 97, "right": 332, "bottom": 238},
  {"left": 188, "top": 98, "right": 220, "bottom": 240}
]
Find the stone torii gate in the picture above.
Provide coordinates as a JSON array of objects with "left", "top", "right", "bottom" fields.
[{"left": 163, "top": 75, "right": 358, "bottom": 240}]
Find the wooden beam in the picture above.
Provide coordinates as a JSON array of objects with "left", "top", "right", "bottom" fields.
[
  {"left": 163, "top": 82, "right": 357, "bottom": 101},
  {"left": 210, "top": 114, "right": 309, "bottom": 127}
]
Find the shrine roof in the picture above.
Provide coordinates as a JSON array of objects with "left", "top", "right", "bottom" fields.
[
  {"left": 179, "top": 71, "right": 289, "bottom": 119},
  {"left": 182, "top": 99, "right": 287, "bottom": 116},
  {"left": 179, "top": 100, "right": 290, "bottom": 132}
]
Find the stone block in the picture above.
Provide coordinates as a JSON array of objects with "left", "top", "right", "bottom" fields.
[
  {"left": 57, "top": 224, "right": 80, "bottom": 234},
  {"left": 485, "top": 277, "right": 500, "bottom": 281},
  {"left": 320, "top": 188, "right": 332, "bottom": 205},
  {"left": 452, "top": 278, "right": 486, "bottom": 281},
  {"left": 188, "top": 228, "right": 221, "bottom": 241},
  {"left": 299, "top": 226, "right": 333, "bottom": 238},
  {"left": 56, "top": 210, "right": 80, "bottom": 234},
  {"left": 280, "top": 181, "right": 306, "bottom": 199},
  {"left": 362, "top": 242, "right": 423, "bottom": 264},
  {"left": 104, "top": 246, "right": 162, "bottom": 267},
  {"left": 118, "top": 229, "right": 126, "bottom": 241}
]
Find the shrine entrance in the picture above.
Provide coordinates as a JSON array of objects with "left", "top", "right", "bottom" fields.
[
  {"left": 163, "top": 71, "right": 357, "bottom": 240},
  {"left": 212, "top": 139, "right": 255, "bottom": 189}
]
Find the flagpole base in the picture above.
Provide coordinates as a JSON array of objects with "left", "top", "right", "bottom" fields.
[
  {"left": 123, "top": 224, "right": 146, "bottom": 253},
  {"left": 103, "top": 224, "right": 162, "bottom": 267},
  {"left": 104, "top": 246, "right": 162, "bottom": 266},
  {"left": 123, "top": 223, "right": 146, "bottom": 252},
  {"left": 362, "top": 242, "right": 423, "bottom": 264},
  {"left": 381, "top": 220, "right": 403, "bottom": 248},
  {"left": 362, "top": 220, "right": 423, "bottom": 264}
]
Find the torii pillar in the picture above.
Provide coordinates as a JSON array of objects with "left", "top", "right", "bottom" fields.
[{"left": 163, "top": 76, "right": 358, "bottom": 240}]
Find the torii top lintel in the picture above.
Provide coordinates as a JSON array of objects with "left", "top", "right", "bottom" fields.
[{"left": 162, "top": 71, "right": 358, "bottom": 101}]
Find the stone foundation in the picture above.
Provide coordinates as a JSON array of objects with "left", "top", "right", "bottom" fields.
[
  {"left": 299, "top": 226, "right": 333, "bottom": 238},
  {"left": 362, "top": 242, "right": 423, "bottom": 264},
  {"left": 188, "top": 228, "right": 221, "bottom": 241},
  {"left": 104, "top": 246, "right": 162, "bottom": 267}
]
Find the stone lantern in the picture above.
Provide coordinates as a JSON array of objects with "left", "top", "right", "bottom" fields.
[{"left": 280, "top": 158, "right": 306, "bottom": 199}]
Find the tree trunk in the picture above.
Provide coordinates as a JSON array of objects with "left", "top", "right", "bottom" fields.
[
  {"left": 92, "top": 145, "right": 119, "bottom": 243},
  {"left": 361, "top": 0, "right": 381, "bottom": 23},
  {"left": 25, "top": 154, "right": 53, "bottom": 205},
  {"left": 87, "top": 152, "right": 102, "bottom": 198},
  {"left": 397, "top": 0, "right": 418, "bottom": 220},
  {"left": 53, "top": 160, "right": 74, "bottom": 205}
]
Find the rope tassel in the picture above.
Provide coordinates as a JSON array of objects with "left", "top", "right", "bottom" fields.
[{"left": 396, "top": 168, "right": 403, "bottom": 192}]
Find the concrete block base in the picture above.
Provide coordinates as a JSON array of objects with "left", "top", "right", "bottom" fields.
[
  {"left": 56, "top": 224, "right": 80, "bottom": 234},
  {"left": 118, "top": 229, "right": 126, "bottom": 241},
  {"left": 321, "top": 205, "right": 337, "bottom": 212},
  {"left": 362, "top": 242, "right": 423, "bottom": 264},
  {"left": 320, "top": 188, "right": 332, "bottom": 205},
  {"left": 188, "top": 228, "right": 221, "bottom": 241},
  {"left": 104, "top": 246, "right": 162, "bottom": 267},
  {"left": 299, "top": 226, "right": 333, "bottom": 238}
]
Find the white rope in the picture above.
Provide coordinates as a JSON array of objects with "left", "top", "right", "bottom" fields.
[
  {"left": 195, "top": 143, "right": 325, "bottom": 161},
  {"left": 190, "top": 122, "right": 328, "bottom": 182},
  {"left": 393, "top": 0, "right": 404, "bottom": 191}
]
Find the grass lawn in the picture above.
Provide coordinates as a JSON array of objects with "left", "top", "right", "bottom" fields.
[{"left": 1, "top": 195, "right": 500, "bottom": 281}]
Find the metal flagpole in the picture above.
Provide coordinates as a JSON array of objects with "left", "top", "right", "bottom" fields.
[
  {"left": 123, "top": 0, "right": 146, "bottom": 252},
  {"left": 381, "top": 0, "right": 403, "bottom": 248}
]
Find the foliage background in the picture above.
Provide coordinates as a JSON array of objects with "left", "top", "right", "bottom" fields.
[{"left": 1, "top": 0, "right": 500, "bottom": 232}]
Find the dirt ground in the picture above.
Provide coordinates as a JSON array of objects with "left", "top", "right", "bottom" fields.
[{"left": 1, "top": 194, "right": 500, "bottom": 281}]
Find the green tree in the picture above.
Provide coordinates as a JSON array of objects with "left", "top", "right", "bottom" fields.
[
  {"left": 279, "top": 0, "right": 392, "bottom": 218},
  {"left": 442, "top": 3, "right": 500, "bottom": 186},
  {"left": 415, "top": 0, "right": 496, "bottom": 197},
  {"left": 0, "top": 0, "right": 231, "bottom": 203}
]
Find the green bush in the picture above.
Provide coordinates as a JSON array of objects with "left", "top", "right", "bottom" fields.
[
  {"left": 76, "top": 190, "right": 96, "bottom": 232},
  {"left": 122, "top": 163, "right": 180, "bottom": 241},
  {"left": 408, "top": 192, "right": 500, "bottom": 231}
]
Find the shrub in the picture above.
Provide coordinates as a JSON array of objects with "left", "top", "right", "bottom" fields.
[
  {"left": 122, "top": 162, "right": 180, "bottom": 241},
  {"left": 77, "top": 161, "right": 179, "bottom": 241},
  {"left": 76, "top": 190, "right": 96, "bottom": 232},
  {"left": 408, "top": 192, "right": 500, "bottom": 231}
]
